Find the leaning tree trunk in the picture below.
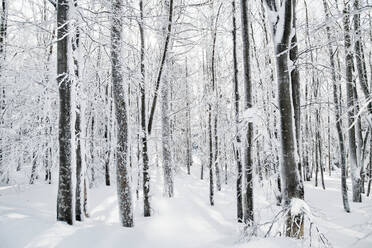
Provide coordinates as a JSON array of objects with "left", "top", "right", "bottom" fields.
[
  {"left": 343, "top": 2, "right": 362, "bottom": 203},
  {"left": 240, "top": 0, "right": 254, "bottom": 226},
  {"left": 56, "top": 0, "right": 74, "bottom": 226},
  {"left": 147, "top": 0, "right": 174, "bottom": 135},
  {"left": 111, "top": 0, "right": 133, "bottom": 227}
]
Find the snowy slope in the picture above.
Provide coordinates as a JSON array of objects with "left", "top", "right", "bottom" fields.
[{"left": 0, "top": 168, "right": 371, "bottom": 248}]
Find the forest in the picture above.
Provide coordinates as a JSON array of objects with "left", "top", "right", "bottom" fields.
[{"left": 0, "top": 0, "right": 372, "bottom": 247}]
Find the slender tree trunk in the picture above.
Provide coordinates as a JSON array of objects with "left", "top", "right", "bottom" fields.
[
  {"left": 104, "top": 84, "right": 111, "bottom": 186},
  {"left": 367, "top": 132, "right": 372, "bottom": 196},
  {"left": 139, "top": 0, "right": 151, "bottom": 217},
  {"left": 71, "top": 0, "right": 86, "bottom": 221},
  {"left": 232, "top": 0, "right": 242, "bottom": 223},
  {"left": 147, "top": 0, "right": 174, "bottom": 135},
  {"left": 161, "top": 74, "right": 173, "bottom": 197},
  {"left": 75, "top": 105, "right": 84, "bottom": 220},
  {"left": 30, "top": 151, "right": 38, "bottom": 184},
  {"left": 89, "top": 114, "right": 95, "bottom": 188},
  {"left": 327, "top": 85, "right": 331, "bottom": 177},
  {"left": 185, "top": 59, "right": 192, "bottom": 175},
  {"left": 322, "top": 0, "right": 350, "bottom": 212},
  {"left": 0, "top": 0, "right": 7, "bottom": 183},
  {"left": 111, "top": 0, "right": 133, "bottom": 227},
  {"left": 208, "top": 103, "right": 214, "bottom": 206},
  {"left": 161, "top": 0, "right": 174, "bottom": 198},
  {"left": 353, "top": 0, "right": 370, "bottom": 113},
  {"left": 343, "top": 2, "right": 362, "bottom": 203},
  {"left": 240, "top": 0, "right": 254, "bottom": 226},
  {"left": 211, "top": 5, "right": 222, "bottom": 193}
]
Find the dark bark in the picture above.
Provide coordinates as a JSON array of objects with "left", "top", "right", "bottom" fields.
[
  {"left": 56, "top": 0, "right": 74, "bottom": 225},
  {"left": 232, "top": 0, "right": 243, "bottom": 223},
  {"left": 30, "top": 151, "right": 38, "bottom": 184},
  {"left": 264, "top": 0, "right": 304, "bottom": 238},
  {"left": 89, "top": 114, "right": 95, "bottom": 188},
  {"left": 71, "top": 0, "right": 86, "bottom": 222},
  {"left": 147, "top": 0, "right": 174, "bottom": 135},
  {"left": 208, "top": 104, "right": 214, "bottom": 206},
  {"left": 75, "top": 107, "right": 84, "bottom": 220},
  {"left": 240, "top": 0, "right": 254, "bottom": 226},
  {"left": 289, "top": 4, "right": 302, "bottom": 186},
  {"left": 139, "top": 0, "right": 151, "bottom": 217},
  {"left": 104, "top": 84, "right": 111, "bottom": 186}
]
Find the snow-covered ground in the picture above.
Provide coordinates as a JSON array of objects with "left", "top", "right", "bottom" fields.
[{"left": 0, "top": 167, "right": 371, "bottom": 248}]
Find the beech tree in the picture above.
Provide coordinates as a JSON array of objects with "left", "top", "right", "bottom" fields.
[
  {"left": 111, "top": 0, "right": 133, "bottom": 227},
  {"left": 263, "top": 0, "right": 304, "bottom": 237},
  {"left": 2, "top": 0, "right": 372, "bottom": 244},
  {"left": 56, "top": 0, "right": 74, "bottom": 225},
  {"left": 343, "top": 0, "right": 362, "bottom": 203},
  {"left": 232, "top": 0, "right": 243, "bottom": 223},
  {"left": 240, "top": 0, "right": 254, "bottom": 226}
]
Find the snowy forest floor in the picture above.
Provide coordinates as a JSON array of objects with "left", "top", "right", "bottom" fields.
[{"left": 1, "top": 165, "right": 372, "bottom": 248}]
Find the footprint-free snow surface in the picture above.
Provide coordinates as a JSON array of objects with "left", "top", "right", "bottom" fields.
[{"left": 0, "top": 168, "right": 371, "bottom": 248}]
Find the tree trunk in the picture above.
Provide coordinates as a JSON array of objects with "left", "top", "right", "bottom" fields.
[
  {"left": 232, "top": 0, "right": 242, "bottom": 223},
  {"left": 161, "top": 73, "right": 173, "bottom": 197},
  {"left": 208, "top": 104, "right": 214, "bottom": 206},
  {"left": 104, "top": 83, "right": 111, "bottom": 186},
  {"left": 147, "top": 0, "right": 174, "bottom": 135},
  {"left": 185, "top": 59, "right": 192, "bottom": 175},
  {"left": 30, "top": 151, "right": 38, "bottom": 184},
  {"left": 161, "top": 0, "right": 174, "bottom": 198},
  {"left": 111, "top": 0, "right": 133, "bottom": 227},
  {"left": 289, "top": 6, "right": 302, "bottom": 187},
  {"left": 322, "top": 0, "right": 350, "bottom": 212},
  {"left": 264, "top": 0, "right": 304, "bottom": 238},
  {"left": 240, "top": 0, "right": 254, "bottom": 226},
  {"left": 56, "top": 0, "right": 74, "bottom": 226},
  {"left": 139, "top": 0, "right": 151, "bottom": 217},
  {"left": 0, "top": 0, "right": 7, "bottom": 183},
  {"left": 72, "top": 1, "right": 86, "bottom": 221},
  {"left": 343, "top": 2, "right": 362, "bottom": 203},
  {"left": 211, "top": 5, "right": 222, "bottom": 193},
  {"left": 89, "top": 114, "right": 95, "bottom": 188}
]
